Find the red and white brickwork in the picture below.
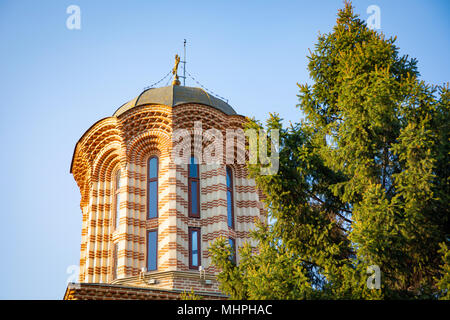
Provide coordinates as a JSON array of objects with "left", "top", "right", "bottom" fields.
[{"left": 70, "top": 97, "right": 265, "bottom": 296}]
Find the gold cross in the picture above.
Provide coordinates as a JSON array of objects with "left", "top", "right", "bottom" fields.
[{"left": 172, "top": 54, "right": 181, "bottom": 85}]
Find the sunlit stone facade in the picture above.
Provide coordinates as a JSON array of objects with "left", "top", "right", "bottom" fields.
[{"left": 68, "top": 84, "right": 265, "bottom": 298}]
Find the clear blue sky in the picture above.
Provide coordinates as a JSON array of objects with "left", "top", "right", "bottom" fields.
[{"left": 0, "top": 0, "right": 448, "bottom": 299}]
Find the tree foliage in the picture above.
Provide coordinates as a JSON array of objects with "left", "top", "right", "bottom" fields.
[
  {"left": 180, "top": 288, "right": 203, "bottom": 300},
  {"left": 210, "top": 1, "right": 449, "bottom": 299}
]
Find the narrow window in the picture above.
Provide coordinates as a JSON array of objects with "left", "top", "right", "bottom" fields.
[
  {"left": 226, "top": 166, "right": 234, "bottom": 229},
  {"left": 228, "top": 238, "right": 236, "bottom": 265},
  {"left": 114, "top": 169, "right": 121, "bottom": 229},
  {"left": 147, "top": 230, "right": 158, "bottom": 271},
  {"left": 188, "top": 156, "right": 200, "bottom": 218},
  {"left": 148, "top": 157, "right": 158, "bottom": 219},
  {"left": 112, "top": 242, "right": 118, "bottom": 279},
  {"left": 189, "top": 227, "right": 201, "bottom": 269}
]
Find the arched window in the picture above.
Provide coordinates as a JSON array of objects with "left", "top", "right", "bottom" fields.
[
  {"left": 147, "top": 157, "right": 158, "bottom": 219},
  {"left": 114, "top": 169, "right": 121, "bottom": 230},
  {"left": 188, "top": 156, "right": 200, "bottom": 218},
  {"left": 226, "top": 166, "right": 234, "bottom": 229}
]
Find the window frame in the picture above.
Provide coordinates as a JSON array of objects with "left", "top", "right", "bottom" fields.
[
  {"left": 188, "top": 227, "right": 201, "bottom": 270},
  {"left": 113, "top": 169, "right": 121, "bottom": 230},
  {"left": 147, "top": 156, "right": 159, "bottom": 219},
  {"left": 188, "top": 157, "right": 200, "bottom": 218},
  {"left": 146, "top": 229, "right": 158, "bottom": 271},
  {"left": 226, "top": 166, "right": 235, "bottom": 229}
]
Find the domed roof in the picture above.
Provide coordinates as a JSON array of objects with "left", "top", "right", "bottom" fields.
[{"left": 113, "top": 85, "right": 237, "bottom": 117}]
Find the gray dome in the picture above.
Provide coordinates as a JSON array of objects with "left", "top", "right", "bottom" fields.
[{"left": 113, "top": 85, "right": 237, "bottom": 117}]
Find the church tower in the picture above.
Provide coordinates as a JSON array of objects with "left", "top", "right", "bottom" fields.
[{"left": 65, "top": 58, "right": 265, "bottom": 299}]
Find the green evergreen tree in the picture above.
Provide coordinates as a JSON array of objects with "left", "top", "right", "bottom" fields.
[{"left": 210, "top": 1, "right": 449, "bottom": 299}]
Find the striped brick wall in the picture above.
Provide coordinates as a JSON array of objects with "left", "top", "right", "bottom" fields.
[
  {"left": 71, "top": 103, "right": 265, "bottom": 294},
  {"left": 64, "top": 283, "right": 227, "bottom": 300}
]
